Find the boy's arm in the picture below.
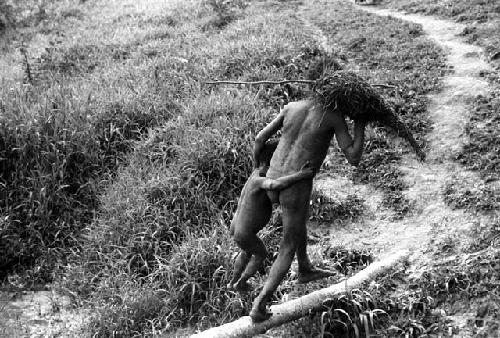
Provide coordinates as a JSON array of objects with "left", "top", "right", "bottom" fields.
[
  {"left": 253, "top": 111, "right": 285, "bottom": 168},
  {"left": 332, "top": 113, "right": 366, "bottom": 167},
  {"left": 259, "top": 163, "right": 315, "bottom": 191}
]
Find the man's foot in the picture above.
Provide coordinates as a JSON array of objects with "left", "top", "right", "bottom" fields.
[
  {"left": 249, "top": 306, "right": 272, "bottom": 323},
  {"left": 297, "top": 267, "right": 336, "bottom": 284}
]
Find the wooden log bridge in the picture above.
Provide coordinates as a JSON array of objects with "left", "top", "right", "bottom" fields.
[{"left": 191, "top": 249, "right": 409, "bottom": 338}]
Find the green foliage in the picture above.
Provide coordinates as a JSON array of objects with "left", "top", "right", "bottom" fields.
[
  {"left": 385, "top": 0, "right": 500, "bottom": 23},
  {"left": 457, "top": 93, "right": 500, "bottom": 180},
  {"left": 0, "top": 1, "right": 13, "bottom": 34},
  {"left": 443, "top": 175, "right": 499, "bottom": 212},
  {"left": 354, "top": 136, "right": 413, "bottom": 218},
  {"left": 383, "top": 0, "right": 500, "bottom": 64},
  {"left": 310, "top": 191, "right": 365, "bottom": 223},
  {"left": 324, "top": 246, "right": 373, "bottom": 275},
  {"left": 0, "top": 82, "right": 175, "bottom": 279},
  {"left": 305, "top": 0, "right": 445, "bottom": 217},
  {"left": 56, "top": 2, "right": 342, "bottom": 333},
  {"left": 83, "top": 229, "right": 249, "bottom": 336},
  {"left": 202, "top": 0, "right": 249, "bottom": 31}
]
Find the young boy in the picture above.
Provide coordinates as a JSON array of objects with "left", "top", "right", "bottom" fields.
[{"left": 228, "top": 140, "right": 315, "bottom": 292}]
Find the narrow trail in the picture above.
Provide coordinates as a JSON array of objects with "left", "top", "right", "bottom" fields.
[{"left": 302, "top": 1, "right": 495, "bottom": 268}]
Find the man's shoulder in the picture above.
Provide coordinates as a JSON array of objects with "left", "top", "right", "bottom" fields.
[{"left": 282, "top": 100, "right": 313, "bottom": 114}]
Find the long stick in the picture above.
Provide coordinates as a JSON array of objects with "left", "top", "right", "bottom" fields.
[
  {"left": 204, "top": 79, "right": 397, "bottom": 89},
  {"left": 204, "top": 80, "right": 316, "bottom": 85},
  {"left": 189, "top": 249, "right": 409, "bottom": 338}
]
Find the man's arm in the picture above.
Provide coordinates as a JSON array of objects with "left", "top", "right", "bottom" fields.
[
  {"left": 259, "top": 163, "right": 315, "bottom": 191},
  {"left": 253, "top": 111, "right": 285, "bottom": 168},
  {"left": 332, "top": 113, "right": 366, "bottom": 166}
]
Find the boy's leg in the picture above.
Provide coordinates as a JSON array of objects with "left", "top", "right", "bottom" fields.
[
  {"left": 234, "top": 235, "right": 267, "bottom": 291},
  {"left": 228, "top": 251, "right": 251, "bottom": 289}
]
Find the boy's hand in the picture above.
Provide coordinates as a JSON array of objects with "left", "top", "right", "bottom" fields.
[{"left": 299, "top": 161, "right": 316, "bottom": 178}]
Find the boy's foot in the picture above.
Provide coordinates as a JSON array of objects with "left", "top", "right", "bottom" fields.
[
  {"left": 297, "top": 267, "right": 336, "bottom": 284},
  {"left": 233, "top": 281, "right": 253, "bottom": 293}
]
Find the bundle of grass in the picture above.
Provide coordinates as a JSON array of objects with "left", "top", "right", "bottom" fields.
[{"left": 313, "top": 71, "right": 426, "bottom": 160}]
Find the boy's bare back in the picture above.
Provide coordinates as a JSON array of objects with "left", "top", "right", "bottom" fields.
[{"left": 230, "top": 170, "right": 273, "bottom": 235}]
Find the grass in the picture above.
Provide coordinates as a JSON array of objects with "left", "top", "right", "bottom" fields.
[
  {"left": 2, "top": 0, "right": 494, "bottom": 336},
  {"left": 282, "top": 216, "right": 500, "bottom": 337},
  {"left": 443, "top": 173, "right": 499, "bottom": 212},
  {"left": 310, "top": 191, "right": 365, "bottom": 224},
  {"left": 384, "top": 0, "right": 500, "bottom": 183},
  {"left": 303, "top": 0, "right": 446, "bottom": 217},
  {"left": 457, "top": 87, "right": 500, "bottom": 181},
  {"left": 51, "top": 0, "right": 345, "bottom": 335},
  {"left": 383, "top": 0, "right": 500, "bottom": 55}
]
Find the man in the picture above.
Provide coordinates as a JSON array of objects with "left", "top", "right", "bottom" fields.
[
  {"left": 250, "top": 96, "right": 367, "bottom": 322},
  {"left": 228, "top": 140, "right": 314, "bottom": 292}
]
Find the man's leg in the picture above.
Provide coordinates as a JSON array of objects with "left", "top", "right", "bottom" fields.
[
  {"left": 250, "top": 181, "right": 313, "bottom": 322},
  {"left": 295, "top": 225, "right": 336, "bottom": 284},
  {"left": 250, "top": 206, "right": 304, "bottom": 322}
]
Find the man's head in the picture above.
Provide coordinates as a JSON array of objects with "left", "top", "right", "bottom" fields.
[{"left": 312, "top": 71, "right": 390, "bottom": 122}]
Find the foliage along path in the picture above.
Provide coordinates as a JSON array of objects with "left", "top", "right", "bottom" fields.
[
  {"left": 194, "top": 1, "right": 499, "bottom": 336},
  {"left": 297, "top": 0, "right": 498, "bottom": 334}
]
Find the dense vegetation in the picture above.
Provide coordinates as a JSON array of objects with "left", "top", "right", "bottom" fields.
[{"left": 1, "top": 0, "right": 498, "bottom": 336}]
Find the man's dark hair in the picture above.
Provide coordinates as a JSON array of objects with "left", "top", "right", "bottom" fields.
[{"left": 312, "top": 71, "right": 391, "bottom": 122}]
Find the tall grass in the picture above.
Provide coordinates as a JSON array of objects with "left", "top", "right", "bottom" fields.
[
  {"left": 0, "top": 0, "right": 202, "bottom": 279},
  {"left": 53, "top": 0, "right": 347, "bottom": 335}
]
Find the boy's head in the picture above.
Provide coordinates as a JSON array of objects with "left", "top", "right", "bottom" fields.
[{"left": 257, "top": 139, "right": 279, "bottom": 175}]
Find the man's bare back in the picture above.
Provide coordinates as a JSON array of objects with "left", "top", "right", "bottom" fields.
[
  {"left": 250, "top": 99, "right": 366, "bottom": 322},
  {"left": 267, "top": 101, "right": 335, "bottom": 178}
]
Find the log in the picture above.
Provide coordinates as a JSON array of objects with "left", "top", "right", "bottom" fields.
[{"left": 190, "top": 249, "right": 409, "bottom": 338}]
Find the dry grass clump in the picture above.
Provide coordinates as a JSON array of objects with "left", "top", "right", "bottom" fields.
[
  {"left": 385, "top": 0, "right": 500, "bottom": 23},
  {"left": 314, "top": 71, "right": 394, "bottom": 122}
]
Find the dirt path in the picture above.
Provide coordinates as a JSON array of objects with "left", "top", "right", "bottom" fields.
[
  {"left": 0, "top": 289, "right": 88, "bottom": 337},
  {"left": 303, "top": 1, "right": 494, "bottom": 270}
]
